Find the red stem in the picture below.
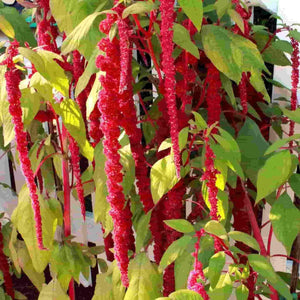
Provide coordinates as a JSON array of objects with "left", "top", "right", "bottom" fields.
[
  {"left": 240, "top": 181, "right": 267, "bottom": 256},
  {"left": 267, "top": 225, "right": 273, "bottom": 256},
  {"left": 61, "top": 125, "right": 75, "bottom": 300},
  {"left": 33, "top": 152, "right": 58, "bottom": 178}
]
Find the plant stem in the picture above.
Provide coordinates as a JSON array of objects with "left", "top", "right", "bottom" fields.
[
  {"left": 61, "top": 125, "right": 75, "bottom": 300},
  {"left": 240, "top": 181, "right": 267, "bottom": 256}
]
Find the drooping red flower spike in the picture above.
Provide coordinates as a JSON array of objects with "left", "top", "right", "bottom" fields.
[
  {"left": 96, "top": 18, "right": 135, "bottom": 286},
  {"left": 68, "top": 134, "right": 86, "bottom": 221},
  {"left": 161, "top": 0, "right": 181, "bottom": 178},
  {"left": 37, "top": 0, "right": 58, "bottom": 53},
  {"left": 187, "top": 229, "right": 209, "bottom": 300},
  {"left": 239, "top": 73, "right": 248, "bottom": 114},
  {"left": 206, "top": 63, "right": 222, "bottom": 129},
  {"left": 0, "top": 223, "right": 14, "bottom": 299},
  {"left": 289, "top": 37, "right": 299, "bottom": 148},
  {"left": 201, "top": 135, "right": 219, "bottom": 221},
  {"left": 5, "top": 42, "right": 45, "bottom": 250},
  {"left": 117, "top": 11, "right": 154, "bottom": 213}
]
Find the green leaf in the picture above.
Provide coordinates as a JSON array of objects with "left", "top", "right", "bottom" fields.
[
  {"left": 264, "top": 134, "right": 300, "bottom": 155},
  {"left": 228, "top": 9, "right": 244, "bottom": 33},
  {"left": 173, "top": 23, "right": 200, "bottom": 59},
  {"left": 289, "top": 173, "right": 300, "bottom": 198},
  {"left": 51, "top": 98, "right": 94, "bottom": 161},
  {"left": 135, "top": 212, "right": 152, "bottom": 253},
  {"left": 11, "top": 185, "right": 56, "bottom": 273},
  {"left": 270, "top": 193, "right": 300, "bottom": 254},
  {"left": 159, "top": 235, "right": 192, "bottom": 272},
  {"left": 150, "top": 154, "right": 180, "bottom": 204},
  {"left": 207, "top": 251, "right": 225, "bottom": 288},
  {"left": 281, "top": 107, "right": 300, "bottom": 123},
  {"left": 16, "top": 241, "right": 45, "bottom": 291},
  {"left": 289, "top": 30, "right": 300, "bottom": 43},
  {"left": 93, "top": 142, "right": 113, "bottom": 234},
  {"left": 236, "top": 118, "right": 270, "bottom": 185},
  {"left": 220, "top": 73, "right": 236, "bottom": 107},
  {"left": 38, "top": 279, "right": 69, "bottom": 300},
  {"left": 75, "top": 48, "right": 100, "bottom": 98},
  {"left": 168, "top": 290, "right": 203, "bottom": 300},
  {"left": 174, "top": 246, "right": 194, "bottom": 290},
  {"left": 21, "top": 87, "right": 41, "bottom": 127},
  {"left": 191, "top": 111, "right": 208, "bottom": 130},
  {"left": 122, "top": 1, "right": 157, "bottom": 19},
  {"left": 204, "top": 220, "right": 227, "bottom": 239},
  {"left": 215, "top": 128, "right": 241, "bottom": 162},
  {"left": 61, "top": 11, "right": 106, "bottom": 59},
  {"left": 164, "top": 219, "right": 194, "bottom": 233},
  {"left": 236, "top": 284, "right": 249, "bottom": 300},
  {"left": 50, "top": 242, "right": 91, "bottom": 290},
  {"left": 208, "top": 273, "right": 233, "bottom": 300},
  {"left": 256, "top": 150, "right": 292, "bottom": 202},
  {"left": 228, "top": 231, "right": 260, "bottom": 252},
  {"left": 178, "top": 0, "right": 203, "bottom": 31},
  {"left": 201, "top": 25, "right": 267, "bottom": 84},
  {"left": 86, "top": 72, "right": 103, "bottom": 118},
  {"left": 214, "top": 0, "right": 231, "bottom": 19},
  {"left": 19, "top": 48, "right": 69, "bottom": 97},
  {"left": 50, "top": 0, "right": 104, "bottom": 35},
  {"left": 272, "top": 40, "right": 293, "bottom": 54},
  {"left": 178, "top": 127, "right": 189, "bottom": 151},
  {"left": 124, "top": 253, "right": 162, "bottom": 300},
  {"left": 0, "top": 7, "right": 36, "bottom": 46},
  {"left": 0, "top": 15, "right": 14, "bottom": 38},
  {"left": 248, "top": 254, "right": 292, "bottom": 300}
]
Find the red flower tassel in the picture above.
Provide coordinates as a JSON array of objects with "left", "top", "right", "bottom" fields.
[
  {"left": 69, "top": 134, "right": 86, "bottom": 221},
  {"left": 0, "top": 223, "right": 14, "bottom": 299},
  {"left": 289, "top": 37, "right": 299, "bottom": 148},
  {"left": 187, "top": 229, "right": 209, "bottom": 300},
  {"left": 239, "top": 73, "right": 248, "bottom": 114},
  {"left": 117, "top": 14, "right": 154, "bottom": 213},
  {"left": 96, "top": 26, "right": 134, "bottom": 285},
  {"left": 161, "top": 0, "right": 181, "bottom": 178},
  {"left": 5, "top": 42, "right": 45, "bottom": 250},
  {"left": 206, "top": 63, "right": 222, "bottom": 128}
]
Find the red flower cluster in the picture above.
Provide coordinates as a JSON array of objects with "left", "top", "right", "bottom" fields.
[
  {"left": 187, "top": 229, "right": 209, "bottom": 300},
  {"left": 96, "top": 20, "right": 134, "bottom": 286},
  {"left": 116, "top": 11, "right": 154, "bottom": 213},
  {"left": 69, "top": 135, "right": 86, "bottom": 221},
  {"left": 206, "top": 64, "right": 222, "bottom": 128},
  {"left": 37, "top": 0, "right": 58, "bottom": 52},
  {"left": 0, "top": 223, "right": 14, "bottom": 299},
  {"left": 231, "top": 0, "right": 251, "bottom": 36},
  {"left": 239, "top": 73, "right": 248, "bottom": 114},
  {"left": 175, "top": 20, "right": 198, "bottom": 112},
  {"left": 161, "top": 0, "right": 181, "bottom": 178},
  {"left": 201, "top": 136, "right": 219, "bottom": 221},
  {"left": 5, "top": 43, "right": 45, "bottom": 250},
  {"left": 289, "top": 38, "right": 299, "bottom": 145}
]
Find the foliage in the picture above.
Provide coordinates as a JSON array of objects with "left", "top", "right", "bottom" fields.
[{"left": 0, "top": 0, "right": 299, "bottom": 299}]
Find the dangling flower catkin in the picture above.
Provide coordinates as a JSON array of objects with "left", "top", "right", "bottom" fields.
[
  {"left": 69, "top": 134, "right": 86, "bottom": 221},
  {"left": 239, "top": 73, "right": 248, "bottom": 115},
  {"left": 96, "top": 16, "right": 135, "bottom": 286},
  {"left": 187, "top": 229, "right": 209, "bottom": 300},
  {"left": 5, "top": 42, "right": 45, "bottom": 250},
  {"left": 289, "top": 37, "right": 299, "bottom": 148},
  {"left": 161, "top": 0, "right": 181, "bottom": 178},
  {"left": 117, "top": 12, "right": 154, "bottom": 213},
  {"left": 206, "top": 63, "right": 222, "bottom": 128}
]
